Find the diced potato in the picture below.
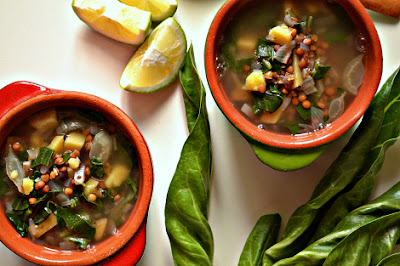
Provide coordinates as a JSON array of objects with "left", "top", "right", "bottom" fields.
[
  {"left": 259, "top": 109, "right": 283, "bottom": 124},
  {"left": 267, "top": 25, "right": 293, "bottom": 45},
  {"left": 29, "top": 214, "right": 58, "bottom": 238},
  {"left": 94, "top": 218, "right": 108, "bottom": 241},
  {"left": 22, "top": 178, "right": 34, "bottom": 195},
  {"left": 245, "top": 71, "right": 266, "bottom": 91},
  {"left": 29, "top": 132, "right": 46, "bottom": 150},
  {"left": 105, "top": 164, "right": 131, "bottom": 189},
  {"left": 64, "top": 132, "right": 86, "bottom": 151},
  {"left": 84, "top": 178, "right": 99, "bottom": 196},
  {"left": 47, "top": 136, "right": 64, "bottom": 154},
  {"left": 29, "top": 109, "right": 58, "bottom": 131},
  {"left": 236, "top": 34, "right": 258, "bottom": 58},
  {"left": 68, "top": 158, "right": 80, "bottom": 169}
]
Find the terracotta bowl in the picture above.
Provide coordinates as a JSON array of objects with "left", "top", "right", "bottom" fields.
[
  {"left": 205, "top": 0, "right": 382, "bottom": 150},
  {"left": 0, "top": 81, "right": 153, "bottom": 265}
]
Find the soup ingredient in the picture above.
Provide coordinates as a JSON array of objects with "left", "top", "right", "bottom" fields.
[
  {"left": 119, "top": 0, "right": 178, "bottom": 22},
  {"left": 72, "top": 0, "right": 151, "bottom": 45},
  {"left": 343, "top": 54, "right": 365, "bottom": 95},
  {"left": 165, "top": 45, "right": 213, "bottom": 265},
  {"left": 120, "top": 17, "right": 187, "bottom": 93},
  {"left": 238, "top": 214, "right": 281, "bottom": 266},
  {"left": 273, "top": 180, "right": 400, "bottom": 265}
]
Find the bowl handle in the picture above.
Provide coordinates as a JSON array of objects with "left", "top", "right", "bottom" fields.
[
  {"left": 0, "top": 81, "right": 59, "bottom": 118},
  {"left": 99, "top": 218, "right": 147, "bottom": 266}
]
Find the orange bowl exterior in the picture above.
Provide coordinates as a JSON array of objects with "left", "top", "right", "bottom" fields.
[
  {"left": 206, "top": 0, "right": 382, "bottom": 149},
  {"left": 0, "top": 83, "right": 153, "bottom": 265}
]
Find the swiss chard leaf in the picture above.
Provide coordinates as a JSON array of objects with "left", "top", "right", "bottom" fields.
[
  {"left": 262, "top": 67, "right": 398, "bottom": 263},
  {"left": 165, "top": 45, "right": 213, "bottom": 265},
  {"left": 31, "top": 147, "right": 54, "bottom": 168},
  {"left": 273, "top": 181, "right": 400, "bottom": 266},
  {"left": 324, "top": 212, "right": 400, "bottom": 266},
  {"left": 6, "top": 213, "right": 28, "bottom": 237},
  {"left": 89, "top": 157, "right": 104, "bottom": 178},
  {"left": 55, "top": 206, "right": 95, "bottom": 239},
  {"left": 238, "top": 214, "right": 281, "bottom": 266},
  {"left": 67, "top": 237, "right": 90, "bottom": 249},
  {"left": 257, "top": 39, "right": 275, "bottom": 59},
  {"left": 12, "top": 197, "right": 29, "bottom": 211},
  {"left": 252, "top": 86, "right": 283, "bottom": 113}
]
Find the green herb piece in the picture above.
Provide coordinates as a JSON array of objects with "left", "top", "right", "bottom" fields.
[
  {"left": 31, "top": 147, "right": 54, "bottom": 168},
  {"left": 257, "top": 39, "right": 275, "bottom": 59},
  {"left": 18, "top": 150, "right": 29, "bottom": 163},
  {"left": 33, "top": 208, "right": 51, "bottom": 225},
  {"left": 313, "top": 62, "right": 331, "bottom": 80},
  {"left": 261, "top": 59, "right": 272, "bottom": 73},
  {"left": 238, "top": 214, "right": 281, "bottom": 266},
  {"left": 12, "top": 197, "right": 29, "bottom": 211},
  {"left": 89, "top": 157, "right": 104, "bottom": 178},
  {"left": 273, "top": 180, "right": 400, "bottom": 265},
  {"left": 165, "top": 45, "right": 213, "bottom": 265},
  {"left": 377, "top": 253, "right": 400, "bottom": 266},
  {"left": 324, "top": 212, "right": 400, "bottom": 266},
  {"left": 262, "top": 67, "right": 397, "bottom": 263},
  {"left": 126, "top": 178, "right": 138, "bottom": 202},
  {"left": 6, "top": 213, "right": 28, "bottom": 237},
  {"left": 62, "top": 153, "right": 71, "bottom": 163},
  {"left": 252, "top": 85, "right": 283, "bottom": 113},
  {"left": 253, "top": 106, "right": 263, "bottom": 116},
  {"left": 55, "top": 206, "right": 95, "bottom": 239},
  {"left": 34, "top": 191, "right": 62, "bottom": 206},
  {"left": 271, "top": 60, "right": 282, "bottom": 73},
  {"left": 67, "top": 237, "right": 90, "bottom": 249}
]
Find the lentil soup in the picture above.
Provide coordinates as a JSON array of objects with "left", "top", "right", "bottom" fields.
[
  {"left": 216, "top": 0, "right": 365, "bottom": 135},
  {"left": 0, "top": 107, "right": 138, "bottom": 250}
]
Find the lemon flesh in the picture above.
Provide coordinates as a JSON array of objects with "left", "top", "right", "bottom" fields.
[
  {"left": 120, "top": 17, "right": 187, "bottom": 93},
  {"left": 119, "top": 0, "right": 177, "bottom": 21},
  {"left": 72, "top": 0, "right": 152, "bottom": 45}
]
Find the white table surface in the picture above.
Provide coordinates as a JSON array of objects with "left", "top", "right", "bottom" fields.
[{"left": 0, "top": 1, "right": 399, "bottom": 265}]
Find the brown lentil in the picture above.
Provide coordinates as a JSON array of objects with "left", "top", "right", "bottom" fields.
[
  {"left": 41, "top": 173, "right": 50, "bottom": 182},
  {"left": 243, "top": 64, "right": 250, "bottom": 72},
  {"left": 317, "top": 101, "right": 326, "bottom": 109},
  {"left": 55, "top": 157, "right": 63, "bottom": 165},
  {"left": 299, "top": 58, "right": 307, "bottom": 69},
  {"left": 41, "top": 185, "right": 50, "bottom": 193},
  {"left": 88, "top": 193, "right": 97, "bottom": 202},
  {"left": 292, "top": 98, "right": 300, "bottom": 106},
  {"left": 85, "top": 134, "right": 93, "bottom": 142},
  {"left": 303, "top": 38, "right": 312, "bottom": 46},
  {"left": 64, "top": 187, "right": 73, "bottom": 196},
  {"left": 114, "top": 194, "right": 121, "bottom": 202},
  {"left": 85, "top": 142, "right": 92, "bottom": 151},
  {"left": 35, "top": 181, "right": 45, "bottom": 190},
  {"left": 29, "top": 198, "right": 37, "bottom": 205},
  {"left": 298, "top": 93, "right": 307, "bottom": 102},
  {"left": 12, "top": 142, "right": 21, "bottom": 152},
  {"left": 302, "top": 100, "right": 311, "bottom": 109}
]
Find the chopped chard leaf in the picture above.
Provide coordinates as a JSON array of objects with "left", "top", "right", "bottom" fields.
[{"left": 31, "top": 147, "right": 54, "bottom": 168}]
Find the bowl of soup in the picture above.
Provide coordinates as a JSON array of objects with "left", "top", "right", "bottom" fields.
[
  {"left": 205, "top": 0, "right": 382, "bottom": 170},
  {"left": 0, "top": 81, "right": 153, "bottom": 265}
]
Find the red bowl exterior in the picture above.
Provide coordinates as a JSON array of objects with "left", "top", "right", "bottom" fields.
[
  {"left": 206, "top": 0, "right": 382, "bottom": 149},
  {"left": 0, "top": 82, "right": 153, "bottom": 265}
]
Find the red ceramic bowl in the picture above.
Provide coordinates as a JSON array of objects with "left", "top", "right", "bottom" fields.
[
  {"left": 206, "top": 0, "right": 382, "bottom": 149},
  {"left": 0, "top": 81, "right": 153, "bottom": 265}
]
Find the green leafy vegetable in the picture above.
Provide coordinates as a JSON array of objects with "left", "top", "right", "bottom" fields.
[
  {"left": 238, "top": 214, "right": 281, "bottom": 266},
  {"left": 252, "top": 86, "right": 283, "bottom": 113},
  {"left": 165, "top": 45, "right": 213, "bottom": 266},
  {"left": 313, "top": 62, "right": 331, "bottom": 80},
  {"left": 257, "top": 39, "right": 275, "bottom": 59},
  {"left": 31, "top": 147, "right": 54, "bottom": 168},
  {"left": 18, "top": 150, "right": 29, "bottom": 163},
  {"left": 6, "top": 213, "right": 28, "bottom": 237},
  {"left": 324, "top": 212, "right": 400, "bottom": 266},
  {"left": 89, "top": 157, "right": 104, "bottom": 178},
  {"left": 273, "top": 180, "right": 400, "bottom": 265},
  {"left": 12, "top": 197, "right": 29, "bottom": 211},
  {"left": 62, "top": 153, "right": 71, "bottom": 163},
  {"left": 55, "top": 206, "right": 95, "bottom": 239},
  {"left": 67, "top": 237, "right": 90, "bottom": 249},
  {"left": 262, "top": 67, "right": 397, "bottom": 263},
  {"left": 377, "top": 253, "right": 400, "bottom": 266}
]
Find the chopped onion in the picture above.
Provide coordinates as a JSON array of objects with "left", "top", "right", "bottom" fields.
[
  {"left": 328, "top": 93, "right": 346, "bottom": 122},
  {"left": 280, "top": 75, "right": 290, "bottom": 85},
  {"left": 47, "top": 180, "right": 63, "bottom": 191},
  {"left": 251, "top": 61, "right": 262, "bottom": 70},
  {"left": 56, "top": 193, "right": 72, "bottom": 207},
  {"left": 74, "top": 165, "right": 85, "bottom": 184},
  {"left": 274, "top": 41, "right": 296, "bottom": 64},
  {"left": 311, "top": 107, "right": 324, "bottom": 130},
  {"left": 59, "top": 241, "right": 77, "bottom": 250},
  {"left": 279, "top": 96, "right": 291, "bottom": 111},
  {"left": 298, "top": 123, "right": 314, "bottom": 134},
  {"left": 343, "top": 54, "right": 364, "bottom": 95},
  {"left": 89, "top": 122, "right": 100, "bottom": 135},
  {"left": 5, "top": 146, "right": 25, "bottom": 193},
  {"left": 27, "top": 149, "right": 38, "bottom": 160},
  {"left": 40, "top": 165, "right": 50, "bottom": 174},
  {"left": 302, "top": 77, "right": 316, "bottom": 95},
  {"left": 56, "top": 120, "right": 88, "bottom": 134},
  {"left": 89, "top": 131, "right": 113, "bottom": 163},
  {"left": 284, "top": 14, "right": 297, "bottom": 27},
  {"left": 300, "top": 42, "right": 310, "bottom": 52},
  {"left": 23, "top": 161, "right": 31, "bottom": 173},
  {"left": 241, "top": 103, "right": 255, "bottom": 118}
]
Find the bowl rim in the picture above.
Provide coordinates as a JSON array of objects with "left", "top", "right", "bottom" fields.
[
  {"left": 0, "top": 90, "right": 153, "bottom": 265},
  {"left": 205, "top": 0, "right": 383, "bottom": 149}
]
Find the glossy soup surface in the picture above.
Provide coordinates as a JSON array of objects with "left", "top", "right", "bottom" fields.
[
  {"left": 0, "top": 108, "right": 138, "bottom": 250},
  {"left": 217, "top": 0, "right": 365, "bottom": 135}
]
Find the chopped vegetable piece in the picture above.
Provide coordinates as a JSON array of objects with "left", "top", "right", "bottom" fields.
[
  {"left": 29, "top": 109, "right": 58, "bottom": 131},
  {"left": 64, "top": 132, "right": 86, "bottom": 152},
  {"left": 245, "top": 71, "right": 266, "bottom": 91},
  {"left": 29, "top": 214, "right": 58, "bottom": 238},
  {"left": 267, "top": 25, "right": 293, "bottom": 45},
  {"left": 89, "top": 158, "right": 104, "bottom": 178},
  {"left": 94, "top": 218, "right": 108, "bottom": 241},
  {"left": 22, "top": 178, "right": 34, "bottom": 195},
  {"left": 313, "top": 62, "right": 331, "bottom": 80},
  {"left": 48, "top": 136, "right": 64, "bottom": 154},
  {"left": 31, "top": 147, "right": 54, "bottom": 168}
]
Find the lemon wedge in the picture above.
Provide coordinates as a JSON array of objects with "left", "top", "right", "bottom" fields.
[
  {"left": 120, "top": 17, "right": 187, "bottom": 93},
  {"left": 72, "top": 0, "right": 152, "bottom": 45},
  {"left": 119, "top": 0, "right": 178, "bottom": 22}
]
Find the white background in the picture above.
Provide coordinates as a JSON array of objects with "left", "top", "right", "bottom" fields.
[{"left": 0, "top": 1, "right": 399, "bottom": 265}]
